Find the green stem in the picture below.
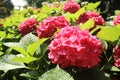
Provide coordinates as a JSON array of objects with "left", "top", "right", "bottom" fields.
[{"left": 100, "top": 53, "right": 113, "bottom": 71}]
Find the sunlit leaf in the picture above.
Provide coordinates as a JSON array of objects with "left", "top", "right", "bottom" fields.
[
  {"left": 81, "top": 19, "right": 95, "bottom": 30},
  {"left": 13, "top": 56, "right": 38, "bottom": 64},
  {"left": 86, "top": 1, "right": 101, "bottom": 10},
  {"left": 38, "top": 66, "right": 74, "bottom": 80},
  {"left": 0, "top": 31, "right": 6, "bottom": 38},
  {"left": 97, "top": 26, "right": 120, "bottom": 42},
  {"left": 27, "top": 38, "right": 48, "bottom": 56},
  {"left": 19, "top": 33, "right": 38, "bottom": 49},
  {"left": 74, "top": 7, "right": 86, "bottom": 19},
  {"left": 63, "top": 7, "right": 86, "bottom": 23},
  {"left": 3, "top": 43, "right": 27, "bottom": 56},
  {"left": 0, "top": 54, "right": 27, "bottom": 70},
  {"left": 0, "top": 51, "right": 4, "bottom": 56}
]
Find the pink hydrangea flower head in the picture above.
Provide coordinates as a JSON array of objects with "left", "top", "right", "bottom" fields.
[
  {"left": 114, "top": 58, "right": 120, "bottom": 68},
  {"left": 54, "top": 16, "right": 70, "bottom": 28},
  {"left": 114, "top": 47, "right": 120, "bottom": 59},
  {"left": 37, "top": 17, "right": 57, "bottom": 38},
  {"left": 37, "top": 16, "right": 69, "bottom": 38},
  {"left": 76, "top": 11, "right": 105, "bottom": 26},
  {"left": 113, "top": 47, "right": 120, "bottom": 68},
  {"left": 48, "top": 26, "right": 103, "bottom": 68},
  {"left": 114, "top": 14, "right": 120, "bottom": 25},
  {"left": 63, "top": 0, "right": 80, "bottom": 13},
  {"left": 19, "top": 18, "right": 38, "bottom": 35}
]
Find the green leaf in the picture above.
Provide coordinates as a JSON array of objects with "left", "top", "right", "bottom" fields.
[
  {"left": 20, "top": 70, "right": 39, "bottom": 79},
  {"left": 0, "top": 51, "right": 4, "bottom": 56},
  {"left": 63, "top": 12, "right": 75, "bottom": 23},
  {"left": 13, "top": 56, "right": 38, "bottom": 64},
  {"left": 38, "top": 66, "right": 74, "bottom": 80},
  {"left": 111, "top": 66, "right": 120, "bottom": 72},
  {"left": 86, "top": 1, "right": 101, "bottom": 10},
  {"left": 81, "top": 19, "right": 95, "bottom": 30},
  {"left": 0, "top": 54, "right": 27, "bottom": 70},
  {"left": 19, "top": 33, "right": 38, "bottom": 49},
  {"left": 3, "top": 43, "right": 27, "bottom": 56},
  {"left": 40, "top": 5, "right": 53, "bottom": 14},
  {"left": 36, "top": 13, "right": 48, "bottom": 21},
  {"left": 74, "top": 7, "right": 86, "bottom": 19},
  {"left": 97, "top": 26, "right": 120, "bottom": 42},
  {"left": 102, "top": 40, "right": 108, "bottom": 50},
  {"left": 63, "top": 7, "right": 85, "bottom": 23},
  {"left": 105, "top": 64, "right": 120, "bottom": 72},
  {"left": 27, "top": 38, "right": 48, "bottom": 56},
  {"left": 0, "top": 31, "right": 6, "bottom": 38}
]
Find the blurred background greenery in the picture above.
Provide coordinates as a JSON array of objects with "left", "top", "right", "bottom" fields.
[{"left": 0, "top": 0, "right": 120, "bottom": 20}]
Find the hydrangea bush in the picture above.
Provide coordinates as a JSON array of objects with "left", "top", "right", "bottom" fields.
[{"left": 0, "top": 0, "right": 120, "bottom": 80}]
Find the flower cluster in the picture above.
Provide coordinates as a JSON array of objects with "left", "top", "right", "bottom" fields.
[
  {"left": 37, "top": 16, "right": 69, "bottom": 38},
  {"left": 19, "top": 18, "right": 38, "bottom": 35},
  {"left": 76, "top": 11, "right": 105, "bottom": 27},
  {"left": 114, "top": 14, "right": 120, "bottom": 25},
  {"left": 114, "top": 47, "right": 120, "bottom": 68},
  {"left": 63, "top": 1, "right": 80, "bottom": 13},
  {"left": 48, "top": 26, "right": 103, "bottom": 68}
]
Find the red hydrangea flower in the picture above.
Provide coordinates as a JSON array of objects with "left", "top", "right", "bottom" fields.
[
  {"left": 48, "top": 26, "right": 103, "bottom": 68},
  {"left": 19, "top": 18, "right": 38, "bottom": 35},
  {"left": 76, "top": 11, "right": 105, "bottom": 27},
  {"left": 114, "top": 58, "right": 120, "bottom": 68},
  {"left": 114, "top": 47, "right": 120, "bottom": 68},
  {"left": 114, "top": 14, "right": 120, "bottom": 25},
  {"left": 54, "top": 16, "right": 70, "bottom": 28},
  {"left": 114, "top": 47, "right": 120, "bottom": 59},
  {"left": 37, "top": 16, "right": 69, "bottom": 38},
  {"left": 63, "top": 0, "right": 80, "bottom": 13}
]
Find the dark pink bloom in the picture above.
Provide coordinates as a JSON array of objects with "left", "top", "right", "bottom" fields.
[
  {"left": 114, "top": 47, "right": 120, "bottom": 59},
  {"left": 37, "top": 16, "right": 69, "bottom": 38},
  {"left": 63, "top": 1, "right": 80, "bottom": 13},
  {"left": 48, "top": 26, "right": 103, "bottom": 68},
  {"left": 114, "top": 47, "right": 120, "bottom": 68},
  {"left": 19, "top": 18, "right": 38, "bottom": 35},
  {"left": 37, "top": 17, "right": 57, "bottom": 38},
  {"left": 54, "top": 16, "right": 70, "bottom": 28},
  {"left": 76, "top": 11, "right": 105, "bottom": 27},
  {"left": 114, "top": 58, "right": 120, "bottom": 68},
  {"left": 114, "top": 14, "right": 120, "bottom": 25}
]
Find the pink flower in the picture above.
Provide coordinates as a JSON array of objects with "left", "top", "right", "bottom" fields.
[
  {"left": 76, "top": 11, "right": 105, "bottom": 27},
  {"left": 114, "top": 47, "right": 120, "bottom": 59},
  {"left": 114, "top": 47, "right": 120, "bottom": 68},
  {"left": 54, "top": 16, "right": 70, "bottom": 28},
  {"left": 37, "top": 17, "right": 57, "bottom": 38},
  {"left": 37, "top": 16, "right": 69, "bottom": 38},
  {"left": 48, "top": 26, "right": 103, "bottom": 68},
  {"left": 114, "top": 14, "right": 120, "bottom": 25},
  {"left": 114, "top": 58, "right": 120, "bottom": 68},
  {"left": 19, "top": 18, "right": 38, "bottom": 35},
  {"left": 63, "top": 1, "right": 80, "bottom": 13}
]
